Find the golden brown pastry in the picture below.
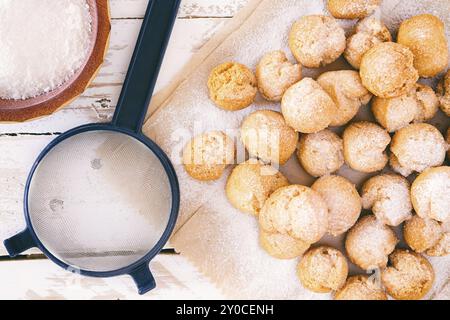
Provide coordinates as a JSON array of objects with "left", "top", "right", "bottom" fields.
[
  {"left": 344, "top": 17, "right": 392, "bottom": 70},
  {"left": 342, "top": 121, "right": 391, "bottom": 173},
  {"left": 297, "top": 246, "right": 348, "bottom": 293},
  {"left": 256, "top": 50, "right": 302, "bottom": 101},
  {"left": 207, "top": 62, "right": 257, "bottom": 110},
  {"left": 327, "top": 0, "right": 381, "bottom": 19},
  {"left": 398, "top": 14, "right": 448, "bottom": 78},
  {"left": 404, "top": 215, "right": 442, "bottom": 253},
  {"left": 360, "top": 42, "right": 419, "bottom": 98},
  {"left": 259, "top": 185, "right": 328, "bottom": 244},
  {"left": 281, "top": 78, "right": 337, "bottom": 133},
  {"left": 312, "top": 175, "right": 361, "bottom": 236},
  {"left": 226, "top": 160, "right": 289, "bottom": 215},
  {"left": 240, "top": 110, "right": 298, "bottom": 165},
  {"left": 297, "top": 129, "right": 344, "bottom": 177},
  {"left": 345, "top": 215, "right": 398, "bottom": 270},
  {"left": 426, "top": 224, "right": 450, "bottom": 257},
  {"left": 437, "top": 70, "right": 450, "bottom": 117},
  {"left": 381, "top": 250, "right": 434, "bottom": 300},
  {"left": 289, "top": 15, "right": 346, "bottom": 68},
  {"left": 182, "top": 131, "right": 235, "bottom": 181},
  {"left": 334, "top": 275, "right": 387, "bottom": 300},
  {"left": 260, "top": 230, "right": 310, "bottom": 260},
  {"left": 317, "top": 70, "right": 372, "bottom": 126}
]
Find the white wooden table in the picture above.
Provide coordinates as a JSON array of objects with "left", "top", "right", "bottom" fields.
[{"left": 0, "top": 0, "right": 248, "bottom": 300}]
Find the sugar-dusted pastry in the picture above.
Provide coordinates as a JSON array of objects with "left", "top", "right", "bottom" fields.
[
  {"left": 289, "top": 15, "right": 346, "bottom": 68},
  {"left": 240, "top": 110, "right": 298, "bottom": 165},
  {"left": 259, "top": 185, "right": 328, "bottom": 244},
  {"left": 372, "top": 84, "right": 439, "bottom": 132},
  {"left": 207, "top": 62, "right": 257, "bottom": 111},
  {"left": 297, "top": 246, "right": 348, "bottom": 293},
  {"left": 390, "top": 123, "right": 446, "bottom": 174},
  {"left": 437, "top": 70, "right": 450, "bottom": 117},
  {"left": 182, "top": 131, "right": 235, "bottom": 181},
  {"left": 381, "top": 250, "right": 434, "bottom": 300},
  {"left": 345, "top": 215, "right": 398, "bottom": 270},
  {"left": 260, "top": 230, "right": 310, "bottom": 260},
  {"left": 389, "top": 154, "right": 413, "bottom": 178},
  {"left": 398, "top": 14, "right": 448, "bottom": 78},
  {"left": 411, "top": 166, "right": 450, "bottom": 222},
  {"left": 226, "top": 160, "right": 289, "bottom": 215},
  {"left": 404, "top": 215, "right": 442, "bottom": 253},
  {"left": 342, "top": 121, "right": 391, "bottom": 173},
  {"left": 317, "top": 70, "right": 372, "bottom": 126},
  {"left": 334, "top": 275, "right": 387, "bottom": 300},
  {"left": 361, "top": 174, "right": 412, "bottom": 226},
  {"left": 281, "top": 78, "right": 337, "bottom": 133},
  {"left": 360, "top": 42, "right": 419, "bottom": 98},
  {"left": 344, "top": 17, "right": 392, "bottom": 70},
  {"left": 312, "top": 175, "right": 361, "bottom": 236},
  {"left": 297, "top": 129, "right": 344, "bottom": 177},
  {"left": 256, "top": 51, "right": 302, "bottom": 102},
  {"left": 327, "top": 0, "right": 381, "bottom": 19},
  {"left": 426, "top": 222, "right": 450, "bottom": 257}
]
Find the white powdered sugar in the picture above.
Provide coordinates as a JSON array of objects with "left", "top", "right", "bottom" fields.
[{"left": 0, "top": 0, "right": 92, "bottom": 100}]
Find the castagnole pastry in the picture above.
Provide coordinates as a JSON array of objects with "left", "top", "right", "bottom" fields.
[
  {"left": 404, "top": 215, "right": 442, "bottom": 253},
  {"left": 342, "top": 121, "right": 391, "bottom": 173},
  {"left": 426, "top": 221, "right": 450, "bottom": 257},
  {"left": 312, "top": 175, "right": 361, "bottom": 236},
  {"left": 182, "top": 131, "right": 235, "bottom": 181},
  {"left": 398, "top": 14, "right": 448, "bottom": 78},
  {"left": 256, "top": 51, "right": 302, "bottom": 102},
  {"left": 317, "top": 70, "right": 372, "bottom": 126},
  {"left": 344, "top": 17, "right": 392, "bottom": 70},
  {"left": 437, "top": 70, "right": 450, "bottom": 117},
  {"left": 289, "top": 15, "right": 346, "bottom": 68},
  {"left": 334, "top": 275, "right": 387, "bottom": 300},
  {"left": 226, "top": 160, "right": 289, "bottom": 215},
  {"left": 297, "top": 246, "right": 348, "bottom": 293},
  {"left": 381, "top": 250, "right": 434, "bottom": 300},
  {"left": 207, "top": 62, "right": 257, "bottom": 111},
  {"left": 360, "top": 42, "right": 419, "bottom": 98},
  {"left": 345, "top": 215, "right": 398, "bottom": 270},
  {"left": 327, "top": 0, "right": 381, "bottom": 19},
  {"left": 411, "top": 166, "right": 450, "bottom": 222},
  {"left": 281, "top": 78, "right": 337, "bottom": 133},
  {"left": 361, "top": 174, "right": 412, "bottom": 226},
  {"left": 260, "top": 230, "right": 310, "bottom": 260},
  {"left": 259, "top": 185, "right": 328, "bottom": 244},
  {"left": 390, "top": 123, "right": 446, "bottom": 175},
  {"left": 240, "top": 110, "right": 298, "bottom": 165},
  {"left": 297, "top": 129, "right": 344, "bottom": 177}
]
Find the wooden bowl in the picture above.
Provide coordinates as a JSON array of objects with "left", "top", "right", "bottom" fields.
[{"left": 0, "top": 0, "right": 111, "bottom": 122}]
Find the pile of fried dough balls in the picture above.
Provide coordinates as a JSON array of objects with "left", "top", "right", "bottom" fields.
[{"left": 182, "top": 0, "right": 450, "bottom": 300}]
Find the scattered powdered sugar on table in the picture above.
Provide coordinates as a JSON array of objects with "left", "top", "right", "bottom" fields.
[{"left": 0, "top": 0, "right": 92, "bottom": 100}]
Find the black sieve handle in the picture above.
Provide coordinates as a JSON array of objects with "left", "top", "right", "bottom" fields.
[
  {"left": 130, "top": 263, "right": 156, "bottom": 295},
  {"left": 4, "top": 228, "right": 37, "bottom": 257},
  {"left": 112, "top": 0, "right": 181, "bottom": 132}
]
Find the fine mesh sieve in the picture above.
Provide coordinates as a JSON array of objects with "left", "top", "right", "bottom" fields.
[{"left": 4, "top": 0, "right": 181, "bottom": 295}]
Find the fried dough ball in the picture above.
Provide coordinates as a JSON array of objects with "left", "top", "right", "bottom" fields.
[
  {"left": 426, "top": 227, "right": 450, "bottom": 257},
  {"left": 404, "top": 215, "right": 443, "bottom": 253},
  {"left": 397, "top": 14, "right": 449, "bottom": 78},
  {"left": 289, "top": 15, "right": 346, "bottom": 68},
  {"left": 297, "top": 129, "right": 344, "bottom": 177},
  {"left": 381, "top": 250, "right": 434, "bottom": 300},
  {"left": 342, "top": 121, "right": 391, "bottom": 173},
  {"left": 317, "top": 70, "right": 372, "bottom": 126},
  {"left": 240, "top": 110, "right": 298, "bottom": 165},
  {"left": 327, "top": 0, "right": 381, "bottom": 19},
  {"left": 312, "top": 175, "right": 361, "bottom": 236},
  {"left": 256, "top": 51, "right": 302, "bottom": 102},
  {"left": 361, "top": 174, "right": 412, "bottom": 227},
  {"left": 182, "top": 131, "right": 235, "bottom": 181},
  {"left": 297, "top": 246, "right": 348, "bottom": 293},
  {"left": 437, "top": 70, "right": 450, "bottom": 117},
  {"left": 334, "top": 275, "right": 387, "bottom": 300},
  {"left": 360, "top": 42, "right": 419, "bottom": 98},
  {"left": 390, "top": 123, "right": 446, "bottom": 174},
  {"left": 281, "top": 78, "right": 337, "bottom": 133},
  {"left": 259, "top": 185, "right": 328, "bottom": 244},
  {"left": 344, "top": 17, "right": 392, "bottom": 69},
  {"left": 389, "top": 154, "right": 413, "bottom": 178},
  {"left": 207, "top": 62, "right": 257, "bottom": 110},
  {"left": 226, "top": 160, "right": 289, "bottom": 215},
  {"left": 259, "top": 230, "right": 310, "bottom": 260},
  {"left": 345, "top": 215, "right": 398, "bottom": 270},
  {"left": 411, "top": 166, "right": 450, "bottom": 222}
]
